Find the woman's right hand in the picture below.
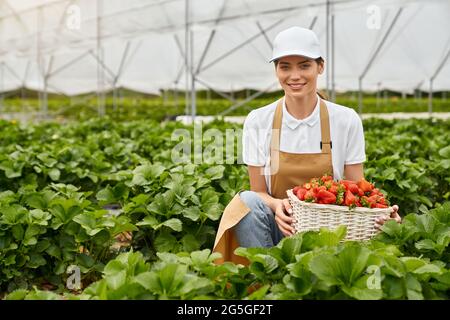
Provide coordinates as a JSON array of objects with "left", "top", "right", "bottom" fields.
[{"left": 274, "top": 198, "right": 295, "bottom": 237}]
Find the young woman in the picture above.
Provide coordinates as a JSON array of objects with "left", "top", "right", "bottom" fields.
[{"left": 213, "top": 26, "right": 401, "bottom": 264}]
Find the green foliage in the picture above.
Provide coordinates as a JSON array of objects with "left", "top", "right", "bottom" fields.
[{"left": 0, "top": 116, "right": 449, "bottom": 299}]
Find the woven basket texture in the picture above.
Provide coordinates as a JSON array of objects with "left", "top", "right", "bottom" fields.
[{"left": 287, "top": 189, "right": 391, "bottom": 241}]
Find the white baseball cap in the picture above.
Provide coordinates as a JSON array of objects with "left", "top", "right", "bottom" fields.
[{"left": 269, "top": 26, "right": 322, "bottom": 63}]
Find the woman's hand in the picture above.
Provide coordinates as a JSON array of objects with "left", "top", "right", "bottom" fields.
[
  {"left": 375, "top": 205, "right": 401, "bottom": 230},
  {"left": 274, "top": 198, "right": 295, "bottom": 237}
]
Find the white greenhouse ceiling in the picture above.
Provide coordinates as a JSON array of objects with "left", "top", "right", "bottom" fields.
[{"left": 0, "top": 0, "right": 449, "bottom": 96}]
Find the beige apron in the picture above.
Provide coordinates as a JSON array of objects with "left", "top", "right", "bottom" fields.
[{"left": 213, "top": 98, "right": 334, "bottom": 265}]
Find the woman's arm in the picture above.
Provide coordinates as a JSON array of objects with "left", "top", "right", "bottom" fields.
[
  {"left": 247, "top": 166, "right": 278, "bottom": 212},
  {"left": 343, "top": 163, "right": 364, "bottom": 181},
  {"left": 247, "top": 165, "right": 295, "bottom": 236}
]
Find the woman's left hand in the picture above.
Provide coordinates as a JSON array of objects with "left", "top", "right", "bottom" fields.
[{"left": 375, "top": 205, "right": 401, "bottom": 230}]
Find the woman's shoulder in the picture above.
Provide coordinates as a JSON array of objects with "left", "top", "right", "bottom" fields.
[{"left": 244, "top": 99, "right": 280, "bottom": 129}]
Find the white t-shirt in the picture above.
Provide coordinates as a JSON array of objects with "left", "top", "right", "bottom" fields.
[{"left": 242, "top": 95, "right": 366, "bottom": 194}]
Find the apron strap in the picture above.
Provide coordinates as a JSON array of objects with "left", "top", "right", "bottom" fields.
[
  {"left": 319, "top": 99, "right": 332, "bottom": 154},
  {"left": 270, "top": 97, "right": 332, "bottom": 157},
  {"left": 270, "top": 99, "right": 283, "bottom": 175}
]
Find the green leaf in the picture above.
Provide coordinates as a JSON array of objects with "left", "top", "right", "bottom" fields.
[
  {"left": 1, "top": 205, "right": 28, "bottom": 225},
  {"left": 25, "top": 192, "right": 53, "bottom": 210},
  {"left": 11, "top": 225, "right": 24, "bottom": 240},
  {"left": 134, "top": 271, "right": 160, "bottom": 292},
  {"left": 179, "top": 276, "right": 213, "bottom": 297},
  {"left": 49, "top": 198, "right": 84, "bottom": 225},
  {"left": 159, "top": 264, "right": 187, "bottom": 295},
  {"left": 182, "top": 234, "right": 201, "bottom": 252},
  {"left": 182, "top": 207, "right": 201, "bottom": 221},
  {"left": 154, "top": 231, "right": 177, "bottom": 252},
  {"left": 413, "top": 264, "right": 442, "bottom": 275},
  {"left": 200, "top": 189, "right": 223, "bottom": 221},
  {"left": 415, "top": 239, "right": 437, "bottom": 252},
  {"left": 382, "top": 168, "right": 396, "bottom": 180},
  {"left": 96, "top": 186, "right": 115, "bottom": 204},
  {"left": 250, "top": 254, "right": 279, "bottom": 274},
  {"left": 104, "top": 260, "right": 125, "bottom": 275},
  {"left": 159, "top": 218, "right": 182, "bottom": 232},
  {"left": 131, "top": 194, "right": 150, "bottom": 206},
  {"left": 46, "top": 244, "right": 61, "bottom": 259},
  {"left": 309, "top": 254, "right": 341, "bottom": 286},
  {"left": 30, "top": 209, "right": 51, "bottom": 226},
  {"left": 28, "top": 253, "right": 47, "bottom": 268},
  {"left": 438, "top": 145, "right": 450, "bottom": 158},
  {"left": 190, "top": 249, "right": 212, "bottom": 266},
  {"left": 131, "top": 163, "right": 165, "bottom": 186},
  {"left": 147, "top": 192, "right": 175, "bottom": 216},
  {"left": 405, "top": 274, "right": 423, "bottom": 300},
  {"left": 0, "top": 160, "right": 23, "bottom": 178},
  {"left": 301, "top": 226, "right": 346, "bottom": 250},
  {"left": 204, "top": 165, "right": 225, "bottom": 180},
  {"left": 105, "top": 270, "right": 127, "bottom": 290},
  {"left": 5, "top": 289, "right": 28, "bottom": 300},
  {"left": 279, "top": 235, "right": 303, "bottom": 264},
  {"left": 136, "top": 215, "right": 159, "bottom": 228},
  {"left": 24, "top": 225, "right": 43, "bottom": 245},
  {"left": 342, "top": 275, "right": 383, "bottom": 300},
  {"left": 48, "top": 168, "right": 61, "bottom": 181},
  {"left": 310, "top": 245, "right": 371, "bottom": 287},
  {"left": 73, "top": 214, "right": 102, "bottom": 236}
]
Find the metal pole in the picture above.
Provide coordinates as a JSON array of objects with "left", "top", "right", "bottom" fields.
[
  {"left": 37, "top": 7, "right": 43, "bottom": 117},
  {"left": 119, "top": 88, "right": 123, "bottom": 111},
  {"left": 331, "top": 13, "right": 335, "bottom": 102},
  {"left": 0, "top": 63, "right": 3, "bottom": 113},
  {"left": 428, "top": 79, "right": 433, "bottom": 115},
  {"left": 43, "top": 75, "right": 48, "bottom": 117},
  {"left": 113, "top": 83, "right": 117, "bottom": 111},
  {"left": 376, "top": 82, "right": 381, "bottom": 108},
  {"left": 185, "top": 0, "right": 189, "bottom": 116},
  {"left": 190, "top": 28, "right": 196, "bottom": 122},
  {"left": 173, "top": 83, "right": 178, "bottom": 109},
  {"left": 97, "top": 0, "right": 105, "bottom": 116},
  {"left": 325, "top": 0, "right": 330, "bottom": 98},
  {"left": 22, "top": 61, "right": 30, "bottom": 112}
]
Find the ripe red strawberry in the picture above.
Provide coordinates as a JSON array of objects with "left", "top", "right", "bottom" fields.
[
  {"left": 344, "top": 190, "right": 357, "bottom": 206},
  {"left": 341, "top": 180, "right": 357, "bottom": 188},
  {"left": 296, "top": 188, "right": 308, "bottom": 201},
  {"left": 347, "top": 183, "right": 359, "bottom": 194},
  {"left": 304, "top": 190, "right": 316, "bottom": 202},
  {"left": 320, "top": 175, "right": 333, "bottom": 183},
  {"left": 357, "top": 179, "right": 374, "bottom": 193},
  {"left": 317, "top": 190, "right": 337, "bottom": 204},
  {"left": 329, "top": 185, "right": 338, "bottom": 195}
]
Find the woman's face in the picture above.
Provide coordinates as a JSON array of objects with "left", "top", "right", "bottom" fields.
[{"left": 275, "top": 55, "right": 324, "bottom": 98}]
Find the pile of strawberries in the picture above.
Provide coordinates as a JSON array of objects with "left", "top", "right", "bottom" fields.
[{"left": 292, "top": 175, "right": 389, "bottom": 208}]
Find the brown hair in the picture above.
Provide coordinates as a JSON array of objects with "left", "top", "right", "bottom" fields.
[{"left": 274, "top": 57, "right": 327, "bottom": 100}]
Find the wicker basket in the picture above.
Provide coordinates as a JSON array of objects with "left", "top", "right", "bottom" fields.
[{"left": 287, "top": 189, "right": 392, "bottom": 241}]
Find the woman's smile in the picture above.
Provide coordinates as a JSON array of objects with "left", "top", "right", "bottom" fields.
[{"left": 287, "top": 83, "right": 306, "bottom": 90}]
